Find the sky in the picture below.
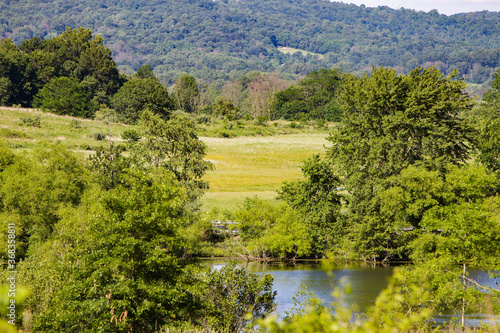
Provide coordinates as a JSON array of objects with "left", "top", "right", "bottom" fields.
[{"left": 334, "top": 0, "right": 500, "bottom": 15}]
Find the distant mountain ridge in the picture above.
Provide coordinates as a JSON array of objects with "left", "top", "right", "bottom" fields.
[{"left": 2, "top": 0, "right": 500, "bottom": 85}]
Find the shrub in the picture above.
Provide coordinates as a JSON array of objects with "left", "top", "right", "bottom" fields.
[
  {"left": 121, "top": 129, "right": 141, "bottom": 142},
  {"left": 0, "top": 128, "right": 28, "bottom": 139},
  {"left": 256, "top": 116, "right": 267, "bottom": 126},
  {"left": 34, "top": 77, "right": 97, "bottom": 118},
  {"left": 69, "top": 119, "right": 82, "bottom": 129},
  {"left": 92, "top": 132, "right": 106, "bottom": 141},
  {"left": 202, "top": 263, "right": 276, "bottom": 332},
  {"left": 196, "top": 114, "right": 211, "bottom": 124},
  {"left": 20, "top": 116, "right": 41, "bottom": 128}
]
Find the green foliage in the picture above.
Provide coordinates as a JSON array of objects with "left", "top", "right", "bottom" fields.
[
  {"left": 256, "top": 116, "right": 267, "bottom": 126},
  {"left": 327, "top": 67, "right": 476, "bottom": 260},
  {"left": 34, "top": 76, "right": 97, "bottom": 117},
  {"left": 279, "top": 155, "right": 343, "bottom": 255},
  {"left": 112, "top": 77, "right": 173, "bottom": 123},
  {"left": 174, "top": 74, "right": 200, "bottom": 114},
  {"left": 69, "top": 118, "right": 81, "bottom": 129},
  {"left": 0, "top": 144, "right": 88, "bottom": 258},
  {"left": 477, "top": 117, "right": 500, "bottom": 172},
  {"left": 88, "top": 143, "right": 132, "bottom": 190},
  {"left": 373, "top": 164, "right": 500, "bottom": 325},
  {"left": 232, "top": 198, "right": 312, "bottom": 259},
  {"left": 0, "top": 128, "right": 29, "bottom": 139},
  {"left": 0, "top": 27, "right": 121, "bottom": 108},
  {"left": 135, "top": 64, "right": 156, "bottom": 80},
  {"left": 211, "top": 99, "right": 239, "bottom": 119},
  {"left": 121, "top": 129, "right": 141, "bottom": 142},
  {"left": 29, "top": 169, "right": 199, "bottom": 332},
  {"left": 4, "top": 0, "right": 500, "bottom": 85},
  {"left": 19, "top": 115, "right": 41, "bottom": 128},
  {"left": 482, "top": 68, "right": 500, "bottom": 115},
  {"left": 0, "top": 38, "right": 34, "bottom": 106},
  {"left": 202, "top": 262, "right": 276, "bottom": 332},
  {"left": 92, "top": 131, "right": 106, "bottom": 141},
  {"left": 140, "top": 110, "right": 214, "bottom": 204},
  {"left": 274, "top": 69, "right": 343, "bottom": 121},
  {"left": 24, "top": 27, "right": 122, "bottom": 96}
]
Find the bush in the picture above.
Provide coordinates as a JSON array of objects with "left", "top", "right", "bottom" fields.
[
  {"left": 202, "top": 263, "right": 276, "bottom": 332},
  {"left": 121, "top": 129, "right": 141, "bottom": 142},
  {"left": 218, "top": 130, "right": 233, "bottom": 138},
  {"left": 316, "top": 119, "right": 326, "bottom": 128},
  {"left": 196, "top": 114, "right": 211, "bottom": 124},
  {"left": 80, "top": 143, "right": 92, "bottom": 150},
  {"left": 20, "top": 116, "right": 41, "bottom": 128},
  {"left": 112, "top": 78, "right": 174, "bottom": 124},
  {"left": 34, "top": 77, "right": 97, "bottom": 118},
  {"left": 0, "top": 128, "right": 28, "bottom": 139},
  {"left": 92, "top": 132, "right": 106, "bottom": 141},
  {"left": 256, "top": 116, "right": 267, "bottom": 126},
  {"left": 69, "top": 119, "right": 81, "bottom": 129}
]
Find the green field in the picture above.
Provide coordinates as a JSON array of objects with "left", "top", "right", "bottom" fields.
[
  {"left": 201, "top": 134, "right": 330, "bottom": 210},
  {"left": 0, "top": 107, "right": 331, "bottom": 210},
  {"left": 0, "top": 107, "right": 136, "bottom": 153},
  {"left": 276, "top": 46, "right": 325, "bottom": 60}
]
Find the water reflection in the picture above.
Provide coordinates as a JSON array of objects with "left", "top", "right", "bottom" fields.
[{"left": 206, "top": 260, "right": 500, "bottom": 326}]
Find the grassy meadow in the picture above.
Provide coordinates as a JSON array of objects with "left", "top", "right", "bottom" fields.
[
  {"left": 0, "top": 107, "right": 332, "bottom": 210},
  {"left": 0, "top": 107, "right": 135, "bottom": 154},
  {"left": 201, "top": 134, "right": 331, "bottom": 210},
  {"left": 276, "top": 46, "right": 325, "bottom": 60}
]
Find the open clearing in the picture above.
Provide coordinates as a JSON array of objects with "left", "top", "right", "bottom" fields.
[
  {"left": 200, "top": 134, "right": 331, "bottom": 210},
  {"left": 276, "top": 46, "right": 325, "bottom": 60},
  {"left": 0, "top": 107, "right": 331, "bottom": 211}
]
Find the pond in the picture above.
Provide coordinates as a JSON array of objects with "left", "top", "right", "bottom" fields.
[{"left": 209, "top": 260, "right": 500, "bottom": 327}]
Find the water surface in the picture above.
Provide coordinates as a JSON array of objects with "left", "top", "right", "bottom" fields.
[{"left": 209, "top": 260, "right": 500, "bottom": 326}]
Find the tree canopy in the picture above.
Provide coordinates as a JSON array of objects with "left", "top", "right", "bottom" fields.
[
  {"left": 2, "top": 0, "right": 500, "bottom": 85},
  {"left": 327, "top": 66, "right": 476, "bottom": 259}
]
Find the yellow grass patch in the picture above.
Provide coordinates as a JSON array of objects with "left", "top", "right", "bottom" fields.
[{"left": 201, "top": 134, "right": 331, "bottom": 209}]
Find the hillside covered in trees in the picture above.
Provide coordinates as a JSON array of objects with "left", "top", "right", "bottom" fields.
[{"left": 2, "top": 0, "right": 500, "bottom": 86}]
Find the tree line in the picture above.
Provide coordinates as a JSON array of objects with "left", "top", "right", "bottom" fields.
[
  {"left": 0, "top": 28, "right": 346, "bottom": 123},
  {"left": 2, "top": 0, "right": 500, "bottom": 86}
]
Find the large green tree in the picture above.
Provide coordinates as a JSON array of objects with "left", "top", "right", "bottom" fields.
[
  {"left": 273, "top": 69, "right": 343, "bottom": 121},
  {"left": 0, "top": 39, "right": 34, "bottom": 106},
  {"left": 328, "top": 66, "right": 476, "bottom": 259},
  {"left": 0, "top": 144, "right": 88, "bottom": 260},
  {"left": 27, "top": 169, "right": 200, "bottom": 332},
  {"left": 139, "top": 110, "right": 214, "bottom": 205},
  {"left": 20, "top": 27, "right": 122, "bottom": 98},
  {"left": 112, "top": 78, "right": 173, "bottom": 123},
  {"left": 34, "top": 76, "right": 97, "bottom": 117},
  {"left": 405, "top": 164, "right": 500, "bottom": 326},
  {"left": 173, "top": 74, "right": 200, "bottom": 114},
  {"left": 279, "top": 155, "right": 344, "bottom": 255}
]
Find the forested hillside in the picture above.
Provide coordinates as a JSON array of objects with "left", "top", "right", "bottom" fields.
[{"left": 2, "top": 0, "right": 500, "bottom": 85}]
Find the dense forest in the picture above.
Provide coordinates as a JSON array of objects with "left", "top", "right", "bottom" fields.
[{"left": 2, "top": 0, "right": 500, "bottom": 87}]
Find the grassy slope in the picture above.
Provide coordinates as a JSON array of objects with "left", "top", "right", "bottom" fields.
[
  {"left": 201, "top": 134, "right": 330, "bottom": 210},
  {"left": 0, "top": 107, "right": 135, "bottom": 153},
  {"left": 276, "top": 46, "right": 325, "bottom": 60},
  {"left": 0, "top": 107, "right": 331, "bottom": 210}
]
